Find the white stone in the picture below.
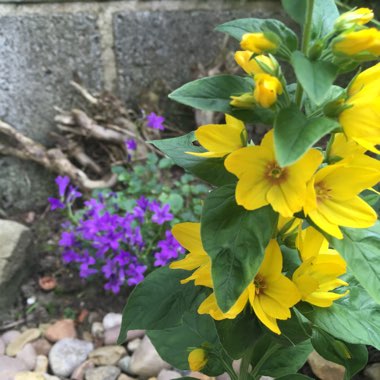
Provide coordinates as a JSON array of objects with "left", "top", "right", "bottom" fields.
[{"left": 103, "top": 313, "right": 122, "bottom": 330}]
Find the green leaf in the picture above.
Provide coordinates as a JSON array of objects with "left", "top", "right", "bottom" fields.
[
  {"left": 118, "top": 267, "right": 203, "bottom": 343},
  {"left": 215, "top": 310, "right": 262, "bottom": 359},
  {"left": 304, "top": 279, "right": 380, "bottom": 349},
  {"left": 291, "top": 51, "right": 338, "bottom": 105},
  {"left": 328, "top": 222, "right": 380, "bottom": 305},
  {"left": 201, "top": 184, "right": 278, "bottom": 312},
  {"left": 274, "top": 105, "right": 339, "bottom": 166},
  {"left": 150, "top": 132, "right": 236, "bottom": 187},
  {"left": 260, "top": 340, "right": 313, "bottom": 378},
  {"left": 215, "top": 18, "right": 298, "bottom": 57},
  {"left": 281, "top": 0, "right": 339, "bottom": 38},
  {"left": 311, "top": 327, "right": 367, "bottom": 379},
  {"left": 148, "top": 312, "right": 225, "bottom": 376}
]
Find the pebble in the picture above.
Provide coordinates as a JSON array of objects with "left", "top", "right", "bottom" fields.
[
  {"left": 364, "top": 362, "right": 380, "bottom": 380},
  {"left": 2, "top": 330, "right": 21, "bottom": 345},
  {"left": 104, "top": 326, "right": 121, "bottom": 345},
  {"left": 6, "top": 328, "right": 41, "bottom": 356},
  {"left": 32, "top": 338, "right": 52, "bottom": 356},
  {"left": 89, "top": 345, "right": 127, "bottom": 366},
  {"left": 0, "top": 337, "right": 4, "bottom": 355},
  {"left": 34, "top": 355, "right": 49, "bottom": 373},
  {"left": 85, "top": 365, "right": 121, "bottom": 380},
  {"left": 126, "top": 330, "right": 145, "bottom": 342},
  {"left": 71, "top": 359, "right": 95, "bottom": 380},
  {"left": 117, "top": 355, "right": 132, "bottom": 373},
  {"left": 0, "top": 355, "right": 28, "bottom": 380},
  {"left": 308, "top": 351, "right": 345, "bottom": 380},
  {"left": 128, "top": 336, "right": 170, "bottom": 377},
  {"left": 44, "top": 319, "right": 77, "bottom": 342},
  {"left": 103, "top": 313, "right": 122, "bottom": 330},
  {"left": 49, "top": 338, "right": 93, "bottom": 377},
  {"left": 16, "top": 343, "right": 37, "bottom": 370},
  {"left": 91, "top": 322, "right": 105, "bottom": 339},
  {"left": 82, "top": 331, "right": 93, "bottom": 343},
  {"left": 117, "top": 375, "right": 135, "bottom": 380},
  {"left": 14, "top": 372, "right": 44, "bottom": 380},
  {"left": 189, "top": 372, "right": 214, "bottom": 380},
  {"left": 157, "top": 369, "right": 182, "bottom": 380},
  {"left": 127, "top": 338, "right": 141, "bottom": 353},
  {"left": 42, "top": 375, "right": 61, "bottom": 380}
]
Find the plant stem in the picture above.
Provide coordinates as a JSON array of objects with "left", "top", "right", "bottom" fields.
[
  {"left": 250, "top": 343, "right": 281, "bottom": 379},
  {"left": 239, "top": 348, "right": 253, "bottom": 380},
  {"left": 295, "top": 0, "right": 315, "bottom": 108}
]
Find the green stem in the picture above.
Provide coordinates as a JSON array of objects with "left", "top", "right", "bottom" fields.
[
  {"left": 250, "top": 344, "right": 281, "bottom": 379},
  {"left": 239, "top": 348, "right": 253, "bottom": 380},
  {"left": 295, "top": 0, "right": 315, "bottom": 108},
  {"left": 325, "top": 132, "right": 336, "bottom": 162},
  {"left": 220, "top": 355, "right": 239, "bottom": 380}
]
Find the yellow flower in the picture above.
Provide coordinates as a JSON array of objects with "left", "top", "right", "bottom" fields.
[
  {"left": 253, "top": 73, "right": 283, "bottom": 108},
  {"left": 293, "top": 227, "right": 348, "bottom": 307},
  {"left": 304, "top": 156, "right": 380, "bottom": 239},
  {"left": 234, "top": 51, "right": 276, "bottom": 76},
  {"left": 170, "top": 223, "right": 212, "bottom": 288},
  {"left": 335, "top": 8, "right": 374, "bottom": 30},
  {"left": 199, "top": 240, "right": 301, "bottom": 335},
  {"left": 230, "top": 93, "right": 256, "bottom": 109},
  {"left": 339, "top": 63, "right": 380, "bottom": 153},
  {"left": 332, "top": 28, "right": 380, "bottom": 57},
  {"left": 186, "top": 115, "right": 247, "bottom": 158},
  {"left": 188, "top": 348, "right": 208, "bottom": 371},
  {"left": 240, "top": 33, "right": 277, "bottom": 54},
  {"left": 328, "top": 133, "right": 366, "bottom": 161},
  {"left": 224, "top": 130, "right": 323, "bottom": 217},
  {"left": 277, "top": 215, "right": 301, "bottom": 237}
]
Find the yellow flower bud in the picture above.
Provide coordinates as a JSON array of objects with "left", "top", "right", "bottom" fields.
[
  {"left": 234, "top": 51, "right": 276, "bottom": 76},
  {"left": 230, "top": 92, "right": 256, "bottom": 109},
  {"left": 188, "top": 348, "right": 207, "bottom": 371},
  {"left": 240, "top": 32, "right": 277, "bottom": 54},
  {"left": 253, "top": 73, "right": 283, "bottom": 108},
  {"left": 332, "top": 28, "right": 380, "bottom": 57},
  {"left": 335, "top": 8, "right": 374, "bottom": 30}
]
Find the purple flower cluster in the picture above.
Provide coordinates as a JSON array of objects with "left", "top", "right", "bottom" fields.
[
  {"left": 146, "top": 112, "right": 165, "bottom": 131},
  {"left": 50, "top": 177, "right": 185, "bottom": 293}
]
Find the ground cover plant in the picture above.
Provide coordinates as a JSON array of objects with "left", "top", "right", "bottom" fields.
[{"left": 118, "top": 1, "right": 380, "bottom": 379}]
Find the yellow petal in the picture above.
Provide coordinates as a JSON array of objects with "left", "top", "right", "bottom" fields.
[
  {"left": 172, "top": 223, "right": 205, "bottom": 254},
  {"left": 252, "top": 296, "right": 281, "bottom": 334}
]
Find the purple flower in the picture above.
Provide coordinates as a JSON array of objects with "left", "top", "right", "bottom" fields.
[
  {"left": 154, "top": 230, "right": 185, "bottom": 266},
  {"left": 146, "top": 112, "right": 165, "bottom": 131},
  {"left": 136, "top": 196, "right": 150, "bottom": 211},
  {"left": 59, "top": 231, "right": 76, "bottom": 247},
  {"left": 126, "top": 262, "right": 147, "bottom": 286},
  {"left": 67, "top": 186, "right": 82, "bottom": 203},
  {"left": 79, "top": 255, "right": 98, "bottom": 278},
  {"left": 125, "top": 138, "right": 137, "bottom": 151},
  {"left": 55, "top": 176, "right": 70, "bottom": 197},
  {"left": 48, "top": 197, "right": 65, "bottom": 210},
  {"left": 150, "top": 203, "right": 173, "bottom": 225}
]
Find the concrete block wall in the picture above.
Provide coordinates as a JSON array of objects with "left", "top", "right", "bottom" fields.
[{"left": 0, "top": 0, "right": 284, "bottom": 213}]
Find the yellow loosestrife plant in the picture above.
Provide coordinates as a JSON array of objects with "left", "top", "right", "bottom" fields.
[{"left": 119, "top": 2, "right": 380, "bottom": 379}]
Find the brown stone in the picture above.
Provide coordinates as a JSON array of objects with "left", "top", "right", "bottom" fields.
[
  {"left": 44, "top": 319, "right": 77, "bottom": 342},
  {"left": 308, "top": 351, "right": 345, "bottom": 380},
  {"left": 31, "top": 338, "right": 52, "bottom": 356}
]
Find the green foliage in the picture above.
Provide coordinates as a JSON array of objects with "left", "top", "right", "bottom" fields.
[
  {"left": 274, "top": 105, "right": 339, "bottom": 166},
  {"left": 201, "top": 185, "right": 278, "bottom": 311}
]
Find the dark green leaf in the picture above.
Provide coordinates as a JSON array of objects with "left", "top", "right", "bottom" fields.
[
  {"left": 311, "top": 327, "right": 367, "bottom": 379},
  {"left": 118, "top": 267, "right": 203, "bottom": 343},
  {"left": 215, "top": 309, "right": 262, "bottom": 359},
  {"left": 215, "top": 18, "right": 298, "bottom": 56},
  {"left": 304, "top": 279, "right": 380, "bottom": 349},
  {"left": 291, "top": 52, "right": 338, "bottom": 105},
  {"left": 148, "top": 312, "right": 225, "bottom": 376},
  {"left": 281, "top": 0, "right": 339, "bottom": 39},
  {"left": 260, "top": 340, "right": 313, "bottom": 378},
  {"left": 201, "top": 184, "right": 278, "bottom": 311},
  {"left": 274, "top": 105, "right": 339, "bottom": 166},
  {"left": 150, "top": 132, "right": 236, "bottom": 187},
  {"left": 328, "top": 222, "right": 380, "bottom": 305}
]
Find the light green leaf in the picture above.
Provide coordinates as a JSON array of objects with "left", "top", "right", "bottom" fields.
[
  {"left": 150, "top": 132, "right": 236, "bottom": 187},
  {"left": 201, "top": 184, "right": 278, "bottom": 312},
  {"left": 118, "top": 267, "right": 203, "bottom": 343},
  {"left": 304, "top": 280, "right": 380, "bottom": 349},
  {"left": 274, "top": 105, "right": 339, "bottom": 166},
  {"left": 215, "top": 18, "right": 298, "bottom": 57},
  {"left": 291, "top": 51, "right": 338, "bottom": 105},
  {"left": 328, "top": 221, "right": 380, "bottom": 305}
]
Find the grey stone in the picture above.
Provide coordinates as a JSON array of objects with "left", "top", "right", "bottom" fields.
[
  {"left": 104, "top": 326, "right": 120, "bottom": 346},
  {"left": 157, "top": 369, "right": 182, "bottom": 380},
  {"left": 88, "top": 345, "right": 127, "bottom": 366},
  {"left": 0, "top": 220, "right": 33, "bottom": 312},
  {"left": 113, "top": 7, "right": 284, "bottom": 129},
  {"left": 117, "top": 355, "right": 132, "bottom": 374},
  {"left": 49, "top": 338, "right": 93, "bottom": 377},
  {"left": 128, "top": 336, "right": 170, "bottom": 377},
  {"left": 364, "top": 363, "right": 380, "bottom": 380},
  {"left": 0, "top": 355, "right": 28, "bottom": 380},
  {"left": 0, "top": 13, "right": 103, "bottom": 212},
  {"left": 1, "top": 330, "right": 21, "bottom": 345},
  {"left": 16, "top": 343, "right": 37, "bottom": 370},
  {"left": 0, "top": 337, "right": 4, "bottom": 355},
  {"left": 103, "top": 313, "right": 122, "bottom": 330},
  {"left": 85, "top": 366, "right": 121, "bottom": 380}
]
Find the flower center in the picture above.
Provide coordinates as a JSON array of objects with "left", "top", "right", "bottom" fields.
[
  {"left": 266, "top": 162, "right": 287, "bottom": 184},
  {"left": 254, "top": 274, "right": 266, "bottom": 295},
  {"left": 315, "top": 182, "right": 332, "bottom": 202}
]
